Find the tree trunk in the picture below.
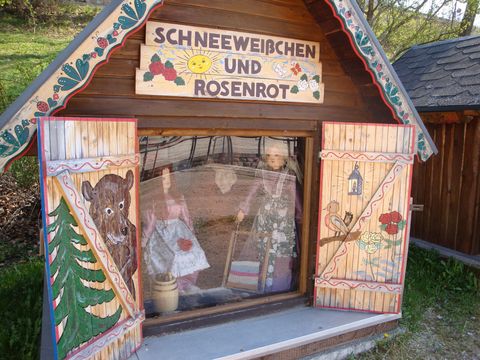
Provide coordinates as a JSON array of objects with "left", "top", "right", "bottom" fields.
[
  {"left": 459, "top": 0, "right": 480, "bottom": 36},
  {"left": 366, "top": 0, "right": 375, "bottom": 23}
]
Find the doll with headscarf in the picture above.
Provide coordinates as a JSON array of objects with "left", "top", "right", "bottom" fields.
[
  {"left": 236, "top": 139, "right": 301, "bottom": 293},
  {"left": 142, "top": 167, "right": 210, "bottom": 294}
]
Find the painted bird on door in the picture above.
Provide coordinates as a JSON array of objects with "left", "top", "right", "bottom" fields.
[{"left": 324, "top": 200, "right": 353, "bottom": 236}]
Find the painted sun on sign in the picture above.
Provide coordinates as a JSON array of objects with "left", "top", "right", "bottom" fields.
[{"left": 178, "top": 49, "right": 222, "bottom": 83}]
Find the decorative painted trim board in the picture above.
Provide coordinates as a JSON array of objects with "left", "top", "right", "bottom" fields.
[
  {"left": 323, "top": 0, "right": 436, "bottom": 161},
  {"left": 0, "top": 0, "right": 163, "bottom": 172}
]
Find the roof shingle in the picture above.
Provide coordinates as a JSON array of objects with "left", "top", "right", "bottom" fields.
[{"left": 393, "top": 35, "right": 480, "bottom": 109}]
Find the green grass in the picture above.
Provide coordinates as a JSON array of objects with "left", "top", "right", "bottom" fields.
[
  {"left": 0, "top": 259, "right": 44, "bottom": 360},
  {"left": 358, "top": 246, "right": 480, "bottom": 359},
  {"left": 0, "top": 8, "right": 99, "bottom": 359},
  {"left": 0, "top": 4, "right": 101, "bottom": 113},
  {"left": 402, "top": 246, "right": 479, "bottom": 330}
]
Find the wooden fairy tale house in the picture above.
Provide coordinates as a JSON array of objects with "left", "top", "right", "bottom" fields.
[
  {"left": 394, "top": 36, "right": 480, "bottom": 256},
  {"left": 0, "top": 0, "right": 438, "bottom": 359}
]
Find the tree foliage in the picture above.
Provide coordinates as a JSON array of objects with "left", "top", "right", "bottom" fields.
[{"left": 357, "top": 0, "right": 479, "bottom": 60}]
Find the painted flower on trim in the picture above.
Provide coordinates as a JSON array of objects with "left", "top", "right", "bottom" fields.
[{"left": 309, "top": 79, "right": 319, "bottom": 91}]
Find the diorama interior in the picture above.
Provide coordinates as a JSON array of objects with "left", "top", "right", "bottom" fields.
[{"left": 139, "top": 135, "right": 306, "bottom": 315}]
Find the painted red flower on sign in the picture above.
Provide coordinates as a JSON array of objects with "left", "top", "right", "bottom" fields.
[
  {"left": 390, "top": 211, "right": 402, "bottom": 223},
  {"left": 379, "top": 211, "right": 406, "bottom": 235},
  {"left": 162, "top": 67, "right": 177, "bottom": 81},
  {"left": 143, "top": 54, "right": 185, "bottom": 86},
  {"left": 149, "top": 61, "right": 165, "bottom": 75},
  {"left": 379, "top": 212, "right": 391, "bottom": 224}
]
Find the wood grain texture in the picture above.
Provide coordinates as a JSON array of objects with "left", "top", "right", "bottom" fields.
[
  {"left": 411, "top": 116, "right": 480, "bottom": 255},
  {"left": 315, "top": 123, "right": 415, "bottom": 313},
  {"left": 39, "top": 118, "right": 143, "bottom": 360},
  {"left": 57, "top": 0, "right": 394, "bottom": 128}
]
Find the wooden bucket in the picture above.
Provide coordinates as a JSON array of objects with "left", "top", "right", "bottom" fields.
[{"left": 152, "top": 273, "right": 179, "bottom": 313}]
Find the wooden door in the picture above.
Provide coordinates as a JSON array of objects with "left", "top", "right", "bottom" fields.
[
  {"left": 38, "top": 117, "right": 143, "bottom": 360},
  {"left": 315, "top": 122, "right": 415, "bottom": 313}
]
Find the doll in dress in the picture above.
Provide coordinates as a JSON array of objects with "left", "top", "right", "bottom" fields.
[
  {"left": 142, "top": 168, "right": 210, "bottom": 294},
  {"left": 236, "top": 140, "right": 301, "bottom": 293}
]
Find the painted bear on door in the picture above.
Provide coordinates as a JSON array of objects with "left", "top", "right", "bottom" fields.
[{"left": 82, "top": 170, "right": 138, "bottom": 299}]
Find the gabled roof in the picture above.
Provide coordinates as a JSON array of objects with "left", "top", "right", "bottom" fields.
[
  {"left": 394, "top": 35, "right": 480, "bottom": 111},
  {"left": 0, "top": 0, "right": 436, "bottom": 173}
]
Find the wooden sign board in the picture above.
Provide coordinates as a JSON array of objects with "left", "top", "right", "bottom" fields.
[{"left": 135, "top": 22, "right": 324, "bottom": 103}]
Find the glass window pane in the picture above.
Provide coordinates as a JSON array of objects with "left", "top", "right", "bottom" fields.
[{"left": 139, "top": 136, "right": 303, "bottom": 316}]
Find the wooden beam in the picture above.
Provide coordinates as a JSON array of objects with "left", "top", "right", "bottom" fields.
[
  {"left": 315, "top": 278, "right": 403, "bottom": 294},
  {"left": 420, "top": 111, "right": 480, "bottom": 124}
]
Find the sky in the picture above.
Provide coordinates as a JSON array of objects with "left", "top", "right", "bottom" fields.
[{"left": 426, "top": 0, "right": 480, "bottom": 27}]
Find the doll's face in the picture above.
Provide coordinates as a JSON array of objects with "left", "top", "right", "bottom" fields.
[
  {"left": 162, "top": 168, "right": 171, "bottom": 192},
  {"left": 265, "top": 145, "right": 286, "bottom": 170}
]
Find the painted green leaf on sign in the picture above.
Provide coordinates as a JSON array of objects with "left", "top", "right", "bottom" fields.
[
  {"left": 58, "top": 77, "right": 79, "bottom": 91},
  {"left": 118, "top": 16, "right": 137, "bottom": 30},
  {"left": 62, "top": 64, "right": 81, "bottom": 82},
  {"left": 48, "top": 198, "right": 122, "bottom": 360},
  {"left": 14, "top": 125, "right": 29, "bottom": 145},
  {"left": 135, "top": 0, "right": 146, "bottom": 18},
  {"left": 290, "top": 85, "right": 299, "bottom": 94},
  {"left": 174, "top": 76, "right": 185, "bottom": 86},
  {"left": 313, "top": 91, "right": 320, "bottom": 100},
  {"left": 144, "top": 71, "right": 154, "bottom": 81}
]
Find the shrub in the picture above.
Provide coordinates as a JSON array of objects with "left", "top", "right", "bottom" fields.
[
  {"left": 8, "top": 156, "right": 39, "bottom": 189},
  {"left": 1, "top": 0, "right": 61, "bottom": 26}
]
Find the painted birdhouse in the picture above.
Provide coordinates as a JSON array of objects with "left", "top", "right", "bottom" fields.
[{"left": 348, "top": 163, "right": 363, "bottom": 195}]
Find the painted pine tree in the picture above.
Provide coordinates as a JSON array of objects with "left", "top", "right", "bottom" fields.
[{"left": 48, "top": 197, "right": 122, "bottom": 359}]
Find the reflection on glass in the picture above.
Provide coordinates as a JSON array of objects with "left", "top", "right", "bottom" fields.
[{"left": 139, "top": 136, "right": 303, "bottom": 316}]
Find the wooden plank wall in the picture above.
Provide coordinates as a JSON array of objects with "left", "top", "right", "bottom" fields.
[
  {"left": 57, "top": 0, "right": 395, "bottom": 129},
  {"left": 411, "top": 116, "right": 480, "bottom": 255}
]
